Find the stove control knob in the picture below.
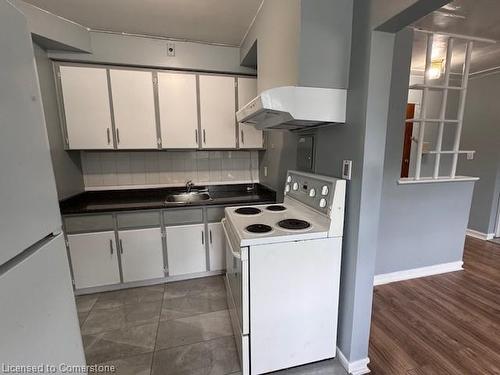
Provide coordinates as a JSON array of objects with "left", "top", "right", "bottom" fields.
[
  {"left": 292, "top": 182, "right": 299, "bottom": 191},
  {"left": 321, "top": 186, "right": 329, "bottom": 196},
  {"left": 309, "top": 188, "right": 316, "bottom": 197},
  {"left": 319, "top": 198, "right": 327, "bottom": 208},
  {"left": 285, "top": 184, "right": 290, "bottom": 193},
  {"left": 287, "top": 176, "right": 292, "bottom": 183}
]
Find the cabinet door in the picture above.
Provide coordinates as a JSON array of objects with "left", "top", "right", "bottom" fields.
[
  {"left": 67, "top": 231, "right": 120, "bottom": 289},
  {"left": 166, "top": 224, "right": 206, "bottom": 276},
  {"left": 158, "top": 72, "right": 199, "bottom": 149},
  {"left": 59, "top": 66, "right": 113, "bottom": 149},
  {"left": 237, "top": 77, "right": 263, "bottom": 149},
  {"left": 109, "top": 69, "right": 157, "bottom": 149},
  {"left": 118, "top": 227, "right": 164, "bottom": 283},
  {"left": 208, "top": 222, "right": 225, "bottom": 271},
  {"left": 199, "top": 75, "right": 236, "bottom": 149}
]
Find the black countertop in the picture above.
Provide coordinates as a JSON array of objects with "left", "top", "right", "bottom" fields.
[{"left": 59, "top": 183, "right": 276, "bottom": 215}]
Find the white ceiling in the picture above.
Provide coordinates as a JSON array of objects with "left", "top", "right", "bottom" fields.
[
  {"left": 411, "top": 0, "right": 500, "bottom": 75},
  {"left": 22, "top": 0, "right": 263, "bottom": 46}
]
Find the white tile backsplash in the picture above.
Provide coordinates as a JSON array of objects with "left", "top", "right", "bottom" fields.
[{"left": 81, "top": 150, "right": 260, "bottom": 189}]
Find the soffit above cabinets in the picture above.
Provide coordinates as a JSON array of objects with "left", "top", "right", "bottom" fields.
[{"left": 22, "top": 0, "right": 263, "bottom": 46}]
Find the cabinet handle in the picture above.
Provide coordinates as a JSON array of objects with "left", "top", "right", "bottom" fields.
[
  {"left": 203, "top": 129, "right": 206, "bottom": 144},
  {"left": 209, "top": 229, "right": 212, "bottom": 244},
  {"left": 241, "top": 129, "right": 244, "bottom": 144},
  {"left": 119, "top": 239, "right": 123, "bottom": 254},
  {"left": 109, "top": 239, "right": 114, "bottom": 254},
  {"left": 107, "top": 128, "right": 111, "bottom": 144},
  {"left": 116, "top": 128, "right": 120, "bottom": 144},
  {"left": 195, "top": 129, "right": 198, "bottom": 144},
  {"left": 201, "top": 231, "right": 204, "bottom": 245}
]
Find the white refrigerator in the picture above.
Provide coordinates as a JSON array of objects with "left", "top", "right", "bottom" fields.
[{"left": 0, "top": 0, "right": 86, "bottom": 372}]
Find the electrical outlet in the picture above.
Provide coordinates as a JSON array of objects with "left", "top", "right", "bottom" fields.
[
  {"left": 166, "top": 42, "right": 175, "bottom": 56},
  {"left": 467, "top": 151, "right": 474, "bottom": 160}
]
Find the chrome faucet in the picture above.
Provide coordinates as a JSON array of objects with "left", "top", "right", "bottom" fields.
[{"left": 185, "top": 180, "right": 195, "bottom": 193}]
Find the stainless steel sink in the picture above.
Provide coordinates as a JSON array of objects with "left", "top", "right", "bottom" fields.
[{"left": 165, "top": 192, "right": 211, "bottom": 204}]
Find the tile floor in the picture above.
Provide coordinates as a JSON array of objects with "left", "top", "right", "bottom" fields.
[{"left": 75, "top": 276, "right": 347, "bottom": 375}]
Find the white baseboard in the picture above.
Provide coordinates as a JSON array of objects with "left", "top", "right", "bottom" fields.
[
  {"left": 466, "top": 228, "right": 495, "bottom": 241},
  {"left": 373, "top": 261, "right": 463, "bottom": 286},
  {"left": 336, "top": 347, "right": 370, "bottom": 375}
]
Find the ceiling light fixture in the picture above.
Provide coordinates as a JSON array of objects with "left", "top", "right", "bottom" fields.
[{"left": 427, "top": 59, "right": 444, "bottom": 80}]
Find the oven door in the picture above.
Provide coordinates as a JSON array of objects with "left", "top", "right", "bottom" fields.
[{"left": 222, "top": 219, "right": 249, "bottom": 335}]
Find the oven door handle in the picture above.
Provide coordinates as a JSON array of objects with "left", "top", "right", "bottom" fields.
[{"left": 222, "top": 219, "right": 241, "bottom": 260}]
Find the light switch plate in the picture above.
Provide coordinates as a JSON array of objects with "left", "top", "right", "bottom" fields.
[{"left": 342, "top": 160, "right": 352, "bottom": 180}]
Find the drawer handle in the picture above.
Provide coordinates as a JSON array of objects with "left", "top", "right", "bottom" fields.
[
  {"left": 116, "top": 128, "right": 120, "bottom": 144},
  {"left": 109, "top": 239, "right": 114, "bottom": 254},
  {"left": 195, "top": 129, "right": 198, "bottom": 144},
  {"left": 107, "top": 128, "right": 111, "bottom": 144},
  {"left": 209, "top": 229, "right": 212, "bottom": 244},
  {"left": 201, "top": 231, "right": 204, "bottom": 245},
  {"left": 119, "top": 239, "right": 123, "bottom": 254},
  {"left": 203, "top": 129, "right": 206, "bottom": 144},
  {"left": 241, "top": 129, "right": 244, "bottom": 144}
]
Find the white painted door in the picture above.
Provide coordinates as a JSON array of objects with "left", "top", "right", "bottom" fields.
[
  {"left": 199, "top": 75, "right": 236, "bottom": 149},
  {"left": 166, "top": 224, "right": 207, "bottom": 276},
  {"left": 59, "top": 66, "right": 114, "bottom": 149},
  {"left": 119, "top": 227, "right": 164, "bottom": 282},
  {"left": 109, "top": 69, "right": 157, "bottom": 149},
  {"left": 158, "top": 72, "right": 199, "bottom": 149},
  {"left": 208, "top": 222, "right": 225, "bottom": 271},
  {"left": 68, "top": 231, "right": 120, "bottom": 289},
  {"left": 237, "top": 77, "right": 263, "bottom": 149}
]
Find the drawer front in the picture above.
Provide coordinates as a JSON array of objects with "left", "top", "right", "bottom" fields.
[
  {"left": 117, "top": 211, "right": 161, "bottom": 229},
  {"left": 64, "top": 214, "right": 114, "bottom": 234},
  {"left": 163, "top": 208, "right": 203, "bottom": 226}
]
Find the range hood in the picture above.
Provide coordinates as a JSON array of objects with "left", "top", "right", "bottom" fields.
[{"left": 236, "top": 86, "right": 347, "bottom": 131}]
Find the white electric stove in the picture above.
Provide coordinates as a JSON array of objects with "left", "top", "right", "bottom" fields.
[{"left": 222, "top": 170, "right": 346, "bottom": 375}]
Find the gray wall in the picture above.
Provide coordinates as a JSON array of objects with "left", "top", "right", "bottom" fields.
[
  {"left": 49, "top": 31, "right": 255, "bottom": 75},
  {"left": 457, "top": 73, "right": 500, "bottom": 235},
  {"left": 375, "top": 30, "right": 475, "bottom": 275},
  {"left": 13, "top": 0, "right": 91, "bottom": 52},
  {"left": 33, "top": 43, "right": 85, "bottom": 200},
  {"left": 240, "top": 0, "right": 301, "bottom": 93},
  {"left": 298, "top": 0, "right": 353, "bottom": 89}
]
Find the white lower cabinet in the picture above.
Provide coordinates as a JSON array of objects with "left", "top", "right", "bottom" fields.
[
  {"left": 118, "top": 227, "right": 164, "bottom": 283},
  {"left": 166, "top": 224, "right": 207, "bottom": 276},
  {"left": 208, "top": 222, "right": 225, "bottom": 271},
  {"left": 67, "top": 231, "right": 120, "bottom": 289}
]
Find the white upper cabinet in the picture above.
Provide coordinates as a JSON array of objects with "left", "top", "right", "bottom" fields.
[
  {"left": 199, "top": 75, "right": 236, "bottom": 149},
  {"left": 237, "top": 77, "right": 263, "bottom": 149},
  {"left": 109, "top": 69, "right": 158, "bottom": 149},
  {"left": 59, "top": 66, "right": 114, "bottom": 149},
  {"left": 158, "top": 72, "right": 199, "bottom": 149}
]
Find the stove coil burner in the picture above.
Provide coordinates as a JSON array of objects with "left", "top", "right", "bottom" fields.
[
  {"left": 278, "top": 219, "right": 311, "bottom": 230},
  {"left": 245, "top": 224, "right": 273, "bottom": 233},
  {"left": 235, "top": 207, "right": 262, "bottom": 215},
  {"left": 266, "top": 205, "right": 287, "bottom": 212}
]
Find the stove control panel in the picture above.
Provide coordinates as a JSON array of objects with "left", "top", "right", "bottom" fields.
[{"left": 284, "top": 170, "right": 341, "bottom": 215}]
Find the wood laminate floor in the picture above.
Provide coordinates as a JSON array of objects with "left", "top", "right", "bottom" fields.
[{"left": 369, "top": 236, "right": 500, "bottom": 374}]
